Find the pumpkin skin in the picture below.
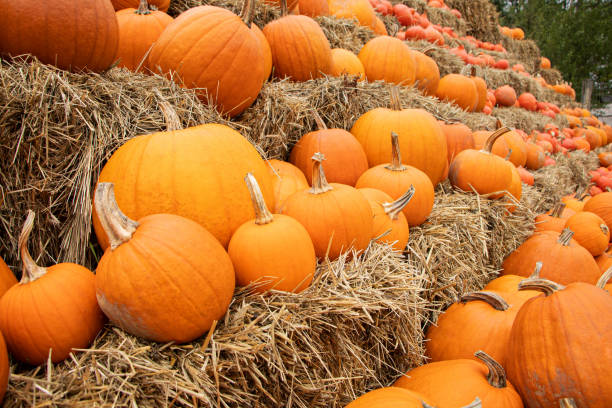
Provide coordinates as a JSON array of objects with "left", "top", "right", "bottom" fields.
[
  {"left": 95, "top": 183, "right": 235, "bottom": 343},
  {"left": 583, "top": 192, "right": 612, "bottom": 238},
  {"left": 495, "top": 85, "right": 517, "bottom": 107},
  {"left": 282, "top": 153, "right": 373, "bottom": 260},
  {"left": 484, "top": 274, "right": 542, "bottom": 306},
  {"left": 263, "top": 14, "right": 332, "bottom": 81},
  {"left": 395, "top": 352, "right": 523, "bottom": 407},
  {"left": 535, "top": 203, "right": 575, "bottom": 233},
  {"left": 516, "top": 166, "right": 534, "bottom": 186},
  {"left": 93, "top": 124, "right": 275, "bottom": 249},
  {"left": 328, "top": 0, "right": 376, "bottom": 31},
  {"left": 436, "top": 74, "right": 478, "bottom": 112},
  {"left": 358, "top": 36, "right": 417, "bottom": 86},
  {"left": 329, "top": 48, "right": 365, "bottom": 81},
  {"left": 0, "top": 257, "right": 17, "bottom": 299},
  {"left": 267, "top": 159, "right": 309, "bottom": 213},
  {"left": 0, "top": 0, "right": 118, "bottom": 73},
  {"left": 506, "top": 278, "right": 612, "bottom": 407},
  {"left": 351, "top": 90, "right": 448, "bottom": 186},
  {"left": 0, "top": 211, "right": 104, "bottom": 365},
  {"left": 540, "top": 57, "right": 551, "bottom": 69},
  {"left": 565, "top": 211, "right": 610, "bottom": 256},
  {"left": 470, "top": 75, "right": 488, "bottom": 112},
  {"left": 298, "top": 0, "right": 329, "bottom": 17},
  {"left": 440, "top": 123, "right": 475, "bottom": 163},
  {"left": 112, "top": 0, "right": 170, "bottom": 12},
  {"left": 0, "top": 331, "right": 7, "bottom": 402},
  {"left": 251, "top": 24, "right": 273, "bottom": 80},
  {"left": 502, "top": 229, "right": 601, "bottom": 285},
  {"left": 412, "top": 50, "right": 440, "bottom": 96},
  {"left": 345, "top": 387, "right": 436, "bottom": 408},
  {"left": 228, "top": 174, "right": 315, "bottom": 293},
  {"left": 595, "top": 248, "right": 612, "bottom": 274},
  {"left": 148, "top": 6, "right": 265, "bottom": 117},
  {"left": 115, "top": 1, "right": 173, "bottom": 72}
]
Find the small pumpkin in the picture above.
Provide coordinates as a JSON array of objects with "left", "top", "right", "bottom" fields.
[
  {"left": 472, "top": 124, "right": 527, "bottom": 168},
  {"left": 329, "top": 48, "right": 365, "bottom": 81},
  {"left": 358, "top": 36, "right": 416, "bottom": 86},
  {"left": 435, "top": 74, "right": 479, "bottom": 112},
  {"left": 412, "top": 47, "right": 440, "bottom": 96},
  {"left": 564, "top": 211, "right": 610, "bottom": 256},
  {"left": 345, "top": 387, "right": 435, "bottom": 408},
  {"left": 439, "top": 122, "right": 475, "bottom": 163},
  {"left": 540, "top": 57, "right": 551, "bottom": 69},
  {"left": 267, "top": 159, "right": 309, "bottom": 212},
  {"left": 583, "top": 192, "right": 612, "bottom": 236},
  {"left": 0, "top": 211, "right": 104, "bottom": 365},
  {"left": 0, "top": 257, "right": 17, "bottom": 299},
  {"left": 534, "top": 202, "right": 574, "bottom": 233},
  {"left": 495, "top": 85, "right": 517, "bottom": 107},
  {"left": 228, "top": 174, "right": 316, "bottom": 293}
]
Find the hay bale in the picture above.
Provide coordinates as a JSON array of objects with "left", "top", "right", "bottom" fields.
[
  {"left": 426, "top": 7, "right": 468, "bottom": 37},
  {"left": 399, "top": 0, "right": 427, "bottom": 12},
  {"left": 317, "top": 16, "right": 375, "bottom": 53},
  {"left": 444, "top": 0, "right": 502, "bottom": 43},
  {"left": 539, "top": 68, "right": 564, "bottom": 85},
  {"left": 491, "top": 107, "right": 567, "bottom": 133},
  {"left": 501, "top": 37, "right": 541, "bottom": 73},
  {"left": 169, "top": 0, "right": 281, "bottom": 27},
  {"left": 6, "top": 243, "right": 428, "bottom": 408}
]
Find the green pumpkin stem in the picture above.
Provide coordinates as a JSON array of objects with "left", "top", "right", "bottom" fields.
[
  {"left": 136, "top": 0, "right": 152, "bottom": 14},
  {"left": 309, "top": 153, "right": 333, "bottom": 195},
  {"left": 383, "top": 186, "right": 415, "bottom": 220},
  {"left": 385, "top": 132, "right": 407, "bottom": 171},
  {"left": 558, "top": 228, "right": 574, "bottom": 246},
  {"left": 389, "top": 86, "right": 402, "bottom": 111},
  {"left": 245, "top": 173, "right": 274, "bottom": 225},
  {"left": 483, "top": 127, "right": 511, "bottom": 153},
  {"left": 518, "top": 277, "right": 565, "bottom": 296},
  {"left": 551, "top": 202, "right": 566, "bottom": 218},
  {"left": 94, "top": 183, "right": 140, "bottom": 250},
  {"left": 474, "top": 350, "right": 507, "bottom": 388},
  {"left": 528, "top": 261, "right": 543, "bottom": 279},
  {"left": 18, "top": 210, "right": 48, "bottom": 284},
  {"left": 312, "top": 110, "right": 327, "bottom": 130},
  {"left": 596, "top": 266, "right": 612, "bottom": 290},
  {"left": 461, "top": 291, "right": 510, "bottom": 311},
  {"left": 559, "top": 398, "right": 577, "bottom": 408}
]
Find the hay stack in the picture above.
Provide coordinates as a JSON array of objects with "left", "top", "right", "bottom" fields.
[
  {"left": 317, "top": 16, "right": 375, "bottom": 53},
  {"left": 426, "top": 7, "right": 468, "bottom": 37},
  {"left": 501, "top": 37, "right": 541, "bottom": 74},
  {"left": 539, "top": 68, "right": 564, "bottom": 86},
  {"left": 444, "top": 0, "right": 502, "bottom": 43},
  {"left": 492, "top": 107, "right": 568, "bottom": 133}
]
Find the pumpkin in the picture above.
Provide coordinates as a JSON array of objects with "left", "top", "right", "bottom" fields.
[
  {"left": 358, "top": 36, "right": 416, "bottom": 86},
  {"left": 112, "top": 0, "right": 170, "bottom": 11},
  {"left": 583, "top": 192, "right": 612, "bottom": 236},
  {"left": 506, "top": 278, "right": 612, "bottom": 407},
  {"left": 0, "top": 0, "right": 118, "bottom": 72},
  {"left": 95, "top": 183, "right": 235, "bottom": 343},
  {"left": 598, "top": 152, "right": 612, "bottom": 167},
  {"left": 595, "top": 247, "right": 612, "bottom": 273},
  {"left": 449, "top": 127, "right": 514, "bottom": 198},
  {"left": 351, "top": 88, "right": 448, "bottom": 186},
  {"left": 517, "top": 92, "right": 537, "bottom": 111},
  {"left": 502, "top": 229, "right": 601, "bottom": 285},
  {"left": 525, "top": 142, "right": 546, "bottom": 170},
  {"left": 395, "top": 351, "right": 523, "bottom": 407},
  {"left": 93, "top": 124, "right": 275, "bottom": 249},
  {"left": 148, "top": 5, "right": 265, "bottom": 117},
  {"left": 472, "top": 125, "right": 527, "bottom": 168},
  {"left": 510, "top": 27, "right": 524, "bottom": 40},
  {"left": 298, "top": 0, "right": 329, "bottom": 16},
  {"left": 115, "top": 0, "right": 173, "bottom": 72},
  {"left": 516, "top": 166, "right": 534, "bottom": 186},
  {"left": 540, "top": 57, "right": 551, "bottom": 69},
  {"left": 281, "top": 153, "right": 373, "bottom": 260},
  {"left": 440, "top": 122, "right": 475, "bottom": 163},
  {"left": 228, "top": 174, "right": 315, "bottom": 293},
  {"left": 358, "top": 187, "right": 414, "bottom": 251},
  {"left": 412, "top": 48, "right": 440, "bottom": 96},
  {"left": 371, "top": 16, "right": 388, "bottom": 36},
  {"left": 0, "top": 331, "right": 7, "bottom": 402},
  {"left": 435, "top": 74, "right": 479, "bottom": 112},
  {"left": 495, "top": 85, "right": 517, "bottom": 107},
  {"left": 464, "top": 66, "right": 487, "bottom": 112},
  {"left": 267, "top": 159, "right": 309, "bottom": 212},
  {"left": 328, "top": 0, "right": 376, "bottom": 31},
  {"left": 534, "top": 203, "right": 574, "bottom": 233},
  {"left": 345, "top": 387, "right": 435, "bottom": 408},
  {"left": 426, "top": 290, "right": 537, "bottom": 366},
  {"left": 290, "top": 111, "right": 368, "bottom": 186},
  {"left": 565, "top": 211, "right": 610, "bottom": 256},
  {"left": 484, "top": 264, "right": 543, "bottom": 306},
  {"left": 329, "top": 48, "right": 365, "bottom": 81},
  {"left": 356, "top": 132, "right": 435, "bottom": 226},
  {"left": 238, "top": 0, "right": 273, "bottom": 80},
  {"left": 263, "top": 0, "right": 332, "bottom": 81},
  {"left": 0, "top": 211, "right": 104, "bottom": 365},
  {"left": 0, "top": 257, "right": 17, "bottom": 299}
]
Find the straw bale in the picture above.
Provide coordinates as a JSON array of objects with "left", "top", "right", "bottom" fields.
[
  {"left": 426, "top": 7, "right": 468, "bottom": 37},
  {"left": 317, "top": 16, "right": 375, "bottom": 53},
  {"left": 444, "top": 0, "right": 502, "bottom": 43},
  {"left": 169, "top": 0, "right": 281, "bottom": 27},
  {"left": 539, "top": 68, "right": 564, "bottom": 86},
  {"left": 6, "top": 243, "right": 428, "bottom": 408},
  {"left": 491, "top": 107, "right": 567, "bottom": 133},
  {"left": 501, "top": 37, "right": 541, "bottom": 74},
  {"left": 399, "top": 0, "right": 427, "bottom": 12}
]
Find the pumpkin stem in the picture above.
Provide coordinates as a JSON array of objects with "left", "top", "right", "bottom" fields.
[
  {"left": 596, "top": 266, "right": 612, "bottom": 290},
  {"left": 382, "top": 186, "right": 415, "bottom": 220},
  {"left": 419, "top": 44, "right": 437, "bottom": 55},
  {"left": 461, "top": 291, "right": 510, "bottom": 311},
  {"left": 504, "top": 148, "right": 512, "bottom": 161},
  {"left": 136, "top": 0, "right": 152, "bottom": 14},
  {"left": 518, "top": 277, "right": 565, "bottom": 296},
  {"left": 156, "top": 90, "right": 182, "bottom": 131},
  {"left": 309, "top": 153, "right": 333, "bottom": 195},
  {"left": 483, "top": 127, "right": 511, "bottom": 153},
  {"left": 550, "top": 202, "right": 566, "bottom": 218},
  {"left": 94, "top": 183, "right": 140, "bottom": 250},
  {"left": 559, "top": 398, "right": 577, "bottom": 408},
  {"left": 245, "top": 173, "right": 274, "bottom": 225},
  {"left": 312, "top": 110, "right": 327, "bottom": 130},
  {"left": 385, "top": 132, "right": 407, "bottom": 171},
  {"left": 600, "top": 223, "right": 609, "bottom": 236},
  {"left": 18, "top": 210, "right": 48, "bottom": 284},
  {"left": 557, "top": 228, "right": 574, "bottom": 246},
  {"left": 462, "top": 398, "right": 482, "bottom": 408},
  {"left": 495, "top": 118, "right": 503, "bottom": 130},
  {"left": 474, "top": 350, "right": 507, "bottom": 388},
  {"left": 389, "top": 86, "right": 402, "bottom": 111},
  {"left": 240, "top": 0, "right": 256, "bottom": 25},
  {"left": 280, "top": 0, "right": 288, "bottom": 17},
  {"left": 528, "top": 261, "right": 543, "bottom": 279}
]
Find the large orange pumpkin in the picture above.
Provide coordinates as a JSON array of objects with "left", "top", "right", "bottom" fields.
[
  {"left": 0, "top": 211, "right": 104, "bottom": 365},
  {"left": 346, "top": 387, "right": 435, "bottom": 408},
  {"left": 351, "top": 88, "right": 448, "bottom": 186},
  {"left": 267, "top": 159, "right": 309, "bottom": 212},
  {"left": 0, "top": 331, "right": 7, "bottom": 402},
  {"left": 112, "top": 0, "right": 170, "bottom": 11},
  {"left": 507, "top": 278, "right": 612, "bottom": 407},
  {"left": 329, "top": 48, "right": 365, "bottom": 81},
  {"left": 281, "top": 153, "right": 373, "bottom": 260},
  {"left": 0, "top": 257, "right": 17, "bottom": 299},
  {"left": 95, "top": 183, "right": 235, "bottom": 343},
  {"left": 0, "top": 0, "right": 118, "bottom": 72},
  {"left": 148, "top": 6, "right": 265, "bottom": 117},
  {"left": 583, "top": 192, "right": 612, "bottom": 236},
  {"left": 93, "top": 124, "right": 275, "bottom": 249},
  {"left": 565, "top": 211, "right": 610, "bottom": 256},
  {"left": 328, "top": 0, "right": 377, "bottom": 31},
  {"left": 436, "top": 74, "right": 479, "bottom": 112},
  {"left": 440, "top": 122, "right": 475, "bottom": 163},
  {"left": 358, "top": 36, "right": 416, "bottom": 86}
]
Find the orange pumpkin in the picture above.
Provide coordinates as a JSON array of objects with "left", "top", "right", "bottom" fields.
[
  {"left": 0, "top": 331, "right": 7, "bottom": 402},
  {"left": 472, "top": 127, "right": 527, "bottom": 168},
  {"left": 484, "top": 270, "right": 543, "bottom": 306},
  {"left": 516, "top": 166, "right": 534, "bottom": 186},
  {"left": 598, "top": 152, "right": 612, "bottom": 167},
  {"left": 0, "top": 257, "right": 17, "bottom": 299},
  {"left": 565, "top": 211, "right": 610, "bottom": 256},
  {"left": 93, "top": 124, "right": 275, "bottom": 249},
  {"left": 583, "top": 192, "right": 612, "bottom": 237},
  {"left": 358, "top": 36, "right": 416, "bottom": 86},
  {"left": 112, "top": 0, "right": 169, "bottom": 11},
  {"left": 524, "top": 142, "right": 546, "bottom": 170},
  {"left": 290, "top": 112, "right": 368, "bottom": 186},
  {"left": 412, "top": 49, "right": 440, "bottom": 96},
  {"left": 356, "top": 132, "right": 435, "bottom": 227},
  {"left": 436, "top": 74, "right": 479, "bottom": 111},
  {"left": 0, "top": 0, "right": 118, "bottom": 72},
  {"left": 0, "top": 211, "right": 104, "bottom": 365},
  {"left": 540, "top": 57, "right": 551, "bottom": 69},
  {"left": 595, "top": 247, "right": 612, "bottom": 273},
  {"left": 440, "top": 122, "right": 475, "bottom": 163},
  {"left": 267, "top": 159, "right": 309, "bottom": 212},
  {"left": 228, "top": 174, "right": 316, "bottom": 293},
  {"left": 346, "top": 387, "right": 435, "bottom": 408},
  {"left": 329, "top": 48, "right": 365, "bottom": 81},
  {"left": 510, "top": 27, "right": 524, "bottom": 40},
  {"left": 298, "top": 0, "right": 329, "bottom": 16},
  {"left": 494, "top": 85, "right": 517, "bottom": 107},
  {"left": 149, "top": 6, "right": 265, "bottom": 117},
  {"left": 115, "top": 0, "right": 173, "bottom": 72},
  {"left": 328, "top": 0, "right": 377, "bottom": 31},
  {"left": 282, "top": 153, "right": 373, "bottom": 260},
  {"left": 534, "top": 203, "right": 574, "bottom": 233},
  {"left": 371, "top": 16, "right": 388, "bottom": 36},
  {"left": 95, "top": 183, "right": 235, "bottom": 343}
]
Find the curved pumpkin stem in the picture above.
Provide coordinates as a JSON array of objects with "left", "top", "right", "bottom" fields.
[
  {"left": 280, "top": 0, "right": 288, "bottom": 16},
  {"left": 596, "top": 266, "right": 612, "bottom": 289},
  {"left": 483, "top": 127, "right": 511, "bottom": 154},
  {"left": 474, "top": 350, "right": 507, "bottom": 388},
  {"left": 385, "top": 132, "right": 407, "bottom": 171},
  {"left": 309, "top": 153, "right": 333, "bottom": 195},
  {"left": 461, "top": 291, "right": 510, "bottom": 311},
  {"left": 245, "top": 173, "right": 274, "bottom": 225},
  {"left": 18, "top": 210, "right": 48, "bottom": 284},
  {"left": 559, "top": 398, "right": 577, "bottom": 408},
  {"left": 312, "top": 110, "right": 327, "bottom": 130},
  {"left": 383, "top": 185, "right": 415, "bottom": 220},
  {"left": 558, "top": 228, "right": 574, "bottom": 246},
  {"left": 155, "top": 90, "right": 182, "bottom": 131},
  {"left": 136, "top": 0, "right": 152, "bottom": 14},
  {"left": 551, "top": 202, "right": 566, "bottom": 218},
  {"left": 528, "top": 261, "right": 543, "bottom": 279},
  {"left": 518, "top": 277, "right": 565, "bottom": 296},
  {"left": 240, "top": 0, "right": 256, "bottom": 25},
  {"left": 94, "top": 183, "right": 140, "bottom": 250},
  {"left": 389, "top": 86, "right": 402, "bottom": 111}
]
